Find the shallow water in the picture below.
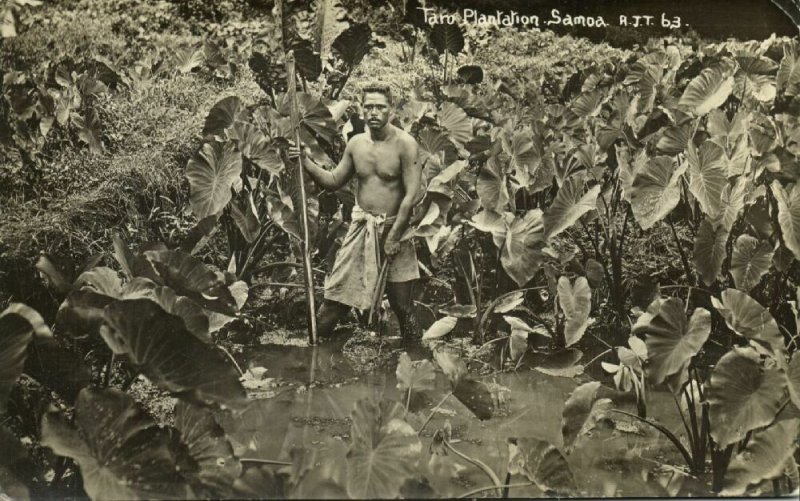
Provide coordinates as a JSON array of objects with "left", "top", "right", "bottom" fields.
[{"left": 222, "top": 336, "right": 701, "bottom": 498}]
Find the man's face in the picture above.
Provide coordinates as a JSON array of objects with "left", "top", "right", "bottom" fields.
[{"left": 362, "top": 92, "right": 391, "bottom": 130}]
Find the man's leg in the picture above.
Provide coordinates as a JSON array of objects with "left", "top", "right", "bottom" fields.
[
  {"left": 316, "top": 299, "right": 350, "bottom": 339},
  {"left": 386, "top": 280, "right": 419, "bottom": 342}
]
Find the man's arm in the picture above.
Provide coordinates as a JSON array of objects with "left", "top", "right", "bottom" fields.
[
  {"left": 384, "top": 135, "right": 421, "bottom": 255},
  {"left": 301, "top": 140, "right": 356, "bottom": 191}
]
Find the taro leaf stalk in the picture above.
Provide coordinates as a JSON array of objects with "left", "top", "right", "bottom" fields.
[{"left": 285, "top": 51, "right": 318, "bottom": 344}]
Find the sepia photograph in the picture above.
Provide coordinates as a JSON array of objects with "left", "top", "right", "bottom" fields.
[{"left": 1, "top": 0, "right": 800, "bottom": 499}]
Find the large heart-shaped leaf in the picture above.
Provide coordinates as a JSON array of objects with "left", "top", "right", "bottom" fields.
[
  {"left": 532, "top": 348, "right": 584, "bottom": 378},
  {"left": 396, "top": 353, "right": 435, "bottom": 394},
  {"left": 501, "top": 210, "right": 547, "bottom": 287},
  {"left": 292, "top": 40, "right": 322, "bottom": 82},
  {"left": 692, "top": 219, "right": 729, "bottom": 286},
  {"left": 24, "top": 336, "right": 91, "bottom": 405},
  {"left": 570, "top": 89, "right": 606, "bottom": 118},
  {"left": 632, "top": 299, "right": 710, "bottom": 386},
  {"left": 500, "top": 129, "right": 536, "bottom": 184},
  {"left": 75, "top": 267, "right": 123, "bottom": 297},
  {"left": 437, "top": 102, "right": 472, "bottom": 147},
  {"left": 332, "top": 23, "right": 371, "bottom": 67},
  {"left": 429, "top": 22, "right": 464, "bottom": 55},
  {"left": 679, "top": 59, "right": 736, "bottom": 115},
  {"left": 346, "top": 399, "right": 421, "bottom": 499},
  {"left": 629, "top": 156, "right": 685, "bottom": 230},
  {"left": 453, "top": 378, "right": 494, "bottom": 420},
  {"left": 772, "top": 180, "right": 800, "bottom": 260},
  {"left": 477, "top": 156, "right": 509, "bottom": 213},
  {"left": 315, "top": 0, "right": 348, "bottom": 61},
  {"left": 507, "top": 438, "right": 575, "bottom": 494},
  {"left": 557, "top": 276, "right": 592, "bottom": 347},
  {"left": 730, "top": 235, "right": 773, "bottom": 291},
  {"left": 543, "top": 173, "right": 600, "bottom": 240},
  {"left": 687, "top": 140, "right": 727, "bottom": 219},
  {"left": 202, "top": 96, "right": 244, "bottom": 137},
  {"left": 457, "top": 64, "right": 484, "bottom": 84},
  {"left": 561, "top": 382, "right": 612, "bottom": 451},
  {"left": 721, "top": 419, "right": 800, "bottom": 496},
  {"left": 143, "top": 250, "right": 239, "bottom": 316},
  {"left": 175, "top": 46, "right": 204, "bottom": 73},
  {"left": 249, "top": 52, "right": 287, "bottom": 95},
  {"left": 186, "top": 141, "right": 243, "bottom": 220},
  {"left": 181, "top": 215, "right": 220, "bottom": 255},
  {"left": 286, "top": 437, "right": 348, "bottom": 498},
  {"left": 777, "top": 45, "right": 800, "bottom": 97},
  {"left": 656, "top": 124, "right": 692, "bottom": 155},
  {"left": 278, "top": 92, "right": 337, "bottom": 143},
  {"left": 41, "top": 388, "right": 191, "bottom": 500},
  {"left": 228, "top": 121, "right": 283, "bottom": 174},
  {"left": 0, "top": 304, "right": 50, "bottom": 413},
  {"left": 56, "top": 288, "right": 116, "bottom": 336},
  {"left": 734, "top": 55, "right": 778, "bottom": 103},
  {"left": 102, "top": 299, "right": 246, "bottom": 408},
  {"left": 229, "top": 192, "right": 260, "bottom": 244},
  {"left": 719, "top": 177, "right": 748, "bottom": 231},
  {"left": 173, "top": 400, "right": 241, "bottom": 493},
  {"left": 711, "top": 289, "right": 784, "bottom": 355},
  {"left": 707, "top": 347, "right": 787, "bottom": 447}
]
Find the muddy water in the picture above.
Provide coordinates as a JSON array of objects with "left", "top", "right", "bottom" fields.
[{"left": 223, "top": 336, "right": 699, "bottom": 498}]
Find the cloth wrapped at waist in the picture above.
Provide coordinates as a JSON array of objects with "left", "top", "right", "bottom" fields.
[{"left": 324, "top": 205, "right": 419, "bottom": 310}]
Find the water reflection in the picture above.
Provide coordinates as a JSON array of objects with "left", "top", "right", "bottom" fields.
[{"left": 221, "top": 338, "right": 700, "bottom": 497}]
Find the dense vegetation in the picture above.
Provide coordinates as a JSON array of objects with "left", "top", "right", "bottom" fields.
[{"left": 1, "top": 0, "right": 799, "bottom": 499}]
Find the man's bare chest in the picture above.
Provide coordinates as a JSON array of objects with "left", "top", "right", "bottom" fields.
[{"left": 351, "top": 141, "right": 402, "bottom": 180}]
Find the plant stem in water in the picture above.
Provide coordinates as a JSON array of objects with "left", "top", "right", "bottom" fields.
[{"left": 417, "top": 391, "right": 453, "bottom": 436}]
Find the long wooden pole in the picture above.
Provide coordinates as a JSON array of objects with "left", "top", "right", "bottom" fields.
[{"left": 285, "top": 51, "right": 318, "bottom": 345}]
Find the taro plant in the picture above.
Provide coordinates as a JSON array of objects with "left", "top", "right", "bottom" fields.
[
  {"left": 1, "top": 234, "right": 255, "bottom": 497},
  {"left": 595, "top": 289, "right": 800, "bottom": 493},
  {"left": 1, "top": 54, "right": 129, "bottom": 186}
]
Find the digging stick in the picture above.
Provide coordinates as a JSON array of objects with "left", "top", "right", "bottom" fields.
[
  {"left": 368, "top": 258, "right": 391, "bottom": 326},
  {"left": 285, "top": 51, "right": 318, "bottom": 344}
]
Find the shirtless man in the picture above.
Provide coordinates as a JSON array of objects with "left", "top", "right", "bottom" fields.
[{"left": 300, "top": 82, "right": 421, "bottom": 341}]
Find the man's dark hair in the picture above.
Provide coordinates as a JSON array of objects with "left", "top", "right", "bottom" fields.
[{"left": 361, "top": 82, "right": 393, "bottom": 105}]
